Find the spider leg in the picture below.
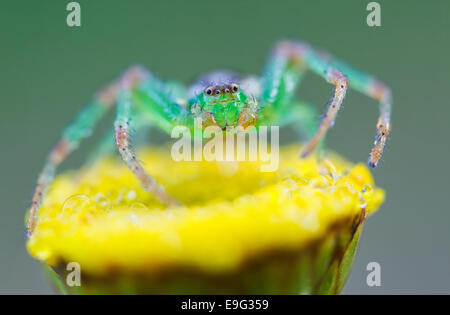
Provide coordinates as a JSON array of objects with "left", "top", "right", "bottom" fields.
[
  {"left": 85, "top": 113, "right": 149, "bottom": 166},
  {"left": 26, "top": 79, "right": 119, "bottom": 237},
  {"left": 26, "top": 66, "right": 186, "bottom": 237},
  {"left": 113, "top": 68, "right": 183, "bottom": 208},
  {"left": 260, "top": 40, "right": 392, "bottom": 167}
]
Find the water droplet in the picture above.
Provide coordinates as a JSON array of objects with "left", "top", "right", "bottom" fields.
[
  {"left": 94, "top": 193, "right": 112, "bottom": 209},
  {"left": 62, "top": 194, "right": 90, "bottom": 215},
  {"left": 362, "top": 184, "right": 373, "bottom": 194},
  {"left": 359, "top": 196, "right": 367, "bottom": 209},
  {"left": 127, "top": 190, "right": 137, "bottom": 201}
]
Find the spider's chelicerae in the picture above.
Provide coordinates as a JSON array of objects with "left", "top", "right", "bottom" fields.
[{"left": 26, "top": 40, "right": 392, "bottom": 236}]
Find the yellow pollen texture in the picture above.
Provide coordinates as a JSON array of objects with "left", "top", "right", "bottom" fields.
[{"left": 27, "top": 145, "right": 384, "bottom": 276}]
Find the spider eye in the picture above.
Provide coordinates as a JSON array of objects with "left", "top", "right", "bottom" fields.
[
  {"left": 231, "top": 84, "right": 239, "bottom": 93},
  {"left": 215, "top": 89, "right": 221, "bottom": 95},
  {"left": 204, "top": 88, "right": 213, "bottom": 95}
]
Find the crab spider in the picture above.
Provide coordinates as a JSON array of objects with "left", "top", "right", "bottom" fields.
[{"left": 26, "top": 40, "right": 392, "bottom": 237}]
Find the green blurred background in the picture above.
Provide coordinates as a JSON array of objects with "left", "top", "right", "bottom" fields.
[{"left": 1, "top": 0, "right": 449, "bottom": 294}]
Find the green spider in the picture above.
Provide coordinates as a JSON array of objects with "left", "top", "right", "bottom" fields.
[{"left": 26, "top": 40, "right": 392, "bottom": 236}]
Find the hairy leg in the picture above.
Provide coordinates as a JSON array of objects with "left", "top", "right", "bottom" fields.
[
  {"left": 114, "top": 67, "right": 182, "bottom": 207},
  {"left": 260, "top": 40, "right": 392, "bottom": 167},
  {"left": 26, "top": 82, "right": 118, "bottom": 236},
  {"left": 27, "top": 66, "right": 186, "bottom": 236},
  {"left": 84, "top": 113, "right": 150, "bottom": 166}
]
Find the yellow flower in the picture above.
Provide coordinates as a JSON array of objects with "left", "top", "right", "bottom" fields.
[{"left": 27, "top": 145, "right": 384, "bottom": 294}]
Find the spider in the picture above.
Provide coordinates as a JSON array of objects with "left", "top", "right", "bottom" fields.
[{"left": 26, "top": 40, "right": 392, "bottom": 237}]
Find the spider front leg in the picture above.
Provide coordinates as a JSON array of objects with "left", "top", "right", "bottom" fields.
[
  {"left": 85, "top": 112, "right": 150, "bottom": 166},
  {"left": 26, "top": 66, "right": 184, "bottom": 237},
  {"left": 113, "top": 69, "right": 183, "bottom": 207},
  {"left": 260, "top": 40, "right": 392, "bottom": 167}
]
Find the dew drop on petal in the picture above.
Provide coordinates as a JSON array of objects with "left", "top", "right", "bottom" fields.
[
  {"left": 94, "top": 193, "right": 112, "bottom": 209},
  {"left": 62, "top": 194, "right": 91, "bottom": 215},
  {"left": 130, "top": 203, "right": 148, "bottom": 211},
  {"left": 127, "top": 190, "right": 137, "bottom": 201},
  {"left": 362, "top": 184, "right": 373, "bottom": 194},
  {"left": 359, "top": 196, "right": 368, "bottom": 209}
]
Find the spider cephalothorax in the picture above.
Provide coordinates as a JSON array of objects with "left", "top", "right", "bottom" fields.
[
  {"left": 189, "top": 74, "right": 258, "bottom": 131},
  {"left": 26, "top": 40, "right": 392, "bottom": 236}
]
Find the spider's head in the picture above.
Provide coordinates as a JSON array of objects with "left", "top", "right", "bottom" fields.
[{"left": 191, "top": 82, "right": 258, "bottom": 131}]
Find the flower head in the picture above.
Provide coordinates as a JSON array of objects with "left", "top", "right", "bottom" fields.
[{"left": 27, "top": 145, "right": 384, "bottom": 294}]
